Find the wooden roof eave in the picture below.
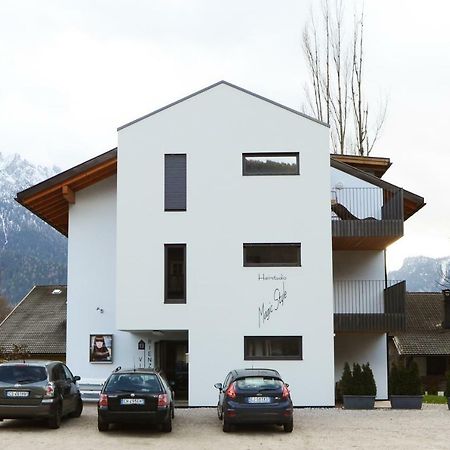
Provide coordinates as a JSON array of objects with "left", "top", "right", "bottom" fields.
[{"left": 15, "top": 148, "right": 117, "bottom": 236}]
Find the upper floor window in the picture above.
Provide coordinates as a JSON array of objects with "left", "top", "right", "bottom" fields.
[
  {"left": 243, "top": 243, "right": 301, "bottom": 267},
  {"left": 165, "top": 154, "right": 186, "bottom": 211},
  {"left": 242, "top": 152, "right": 299, "bottom": 176},
  {"left": 165, "top": 244, "right": 186, "bottom": 304}
]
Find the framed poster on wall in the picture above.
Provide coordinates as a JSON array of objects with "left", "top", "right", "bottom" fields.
[{"left": 89, "top": 334, "right": 113, "bottom": 363}]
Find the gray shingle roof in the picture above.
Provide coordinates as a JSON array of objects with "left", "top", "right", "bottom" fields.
[
  {"left": 0, "top": 286, "right": 66, "bottom": 354},
  {"left": 393, "top": 292, "right": 450, "bottom": 355}
]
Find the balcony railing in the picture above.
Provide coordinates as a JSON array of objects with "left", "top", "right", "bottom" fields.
[
  {"left": 334, "top": 280, "right": 406, "bottom": 332},
  {"left": 331, "top": 187, "right": 404, "bottom": 249}
]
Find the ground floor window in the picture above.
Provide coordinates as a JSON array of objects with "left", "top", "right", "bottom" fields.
[
  {"left": 426, "top": 356, "right": 447, "bottom": 376},
  {"left": 244, "top": 336, "right": 302, "bottom": 360}
]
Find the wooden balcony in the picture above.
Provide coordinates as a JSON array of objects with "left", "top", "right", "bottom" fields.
[
  {"left": 334, "top": 280, "right": 406, "bottom": 332},
  {"left": 331, "top": 187, "right": 404, "bottom": 250}
]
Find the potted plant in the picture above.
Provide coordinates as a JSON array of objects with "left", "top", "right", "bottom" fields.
[
  {"left": 445, "top": 371, "right": 450, "bottom": 410},
  {"left": 389, "top": 362, "right": 423, "bottom": 409},
  {"left": 340, "top": 362, "right": 376, "bottom": 409}
]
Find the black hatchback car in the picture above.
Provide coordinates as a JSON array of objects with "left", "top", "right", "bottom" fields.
[
  {"left": 97, "top": 368, "right": 174, "bottom": 432},
  {"left": 214, "top": 368, "right": 293, "bottom": 432},
  {"left": 0, "top": 360, "right": 83, "bottom": 429}
]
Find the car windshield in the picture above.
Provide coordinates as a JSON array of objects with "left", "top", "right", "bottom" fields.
[
  {"left": 235, "top": 377, "right": 283, "bottom": 391},
  {"left": 105, "top": 373, "right": 163, "bottom": 394},
  {"left": 0, "top": 365, "right": 47, "bottom": 384}
]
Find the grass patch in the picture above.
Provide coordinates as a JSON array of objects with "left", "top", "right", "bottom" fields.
[{"left": 423, "top": 395, "right": 448, "bottom": 404}]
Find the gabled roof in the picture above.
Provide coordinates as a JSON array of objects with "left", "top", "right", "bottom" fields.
[
  {"left": 393, "top": 292, "right": 450, "bottom": 356},
  {"left": 331, "top": 157, "right": 425, "bottom": 220},
  {"left": 16, "top": 149, "right": 117, "bottom": 236},
  {"left": 0, "top": 286, "right": 67, "bottom": 354},
  {"left": 331, "top": 154, "right": 392, "bottom": 178},
  {"left": 117, "top": 80, "right": 329, "bottom": 131}
]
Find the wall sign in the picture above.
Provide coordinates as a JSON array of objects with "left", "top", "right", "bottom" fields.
[
  {"left": 257, "top": 274, "right": 287, "bottom": 328},
  {"left": 138, "top": 340, "right": 145, "bottom": 350},
  {"left": 89, "top": 334, "right": 113, "bottom": 363}
]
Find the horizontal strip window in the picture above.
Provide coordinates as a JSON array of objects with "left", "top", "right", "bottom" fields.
[
  {"left": 243, "top": 243, "right": 301, "bottom": 267},
  {"left": 244, "top": 336, "right": 303, "bottom": 361},
  {"left": 164, "top": 244, "right": 186, "bottom": 304},
  {"left": 242, "top": 152, "right": 299, "bottom": 176}
]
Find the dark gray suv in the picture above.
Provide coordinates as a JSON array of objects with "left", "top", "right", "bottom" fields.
[{"left": 0, "top": 360, "right": 83, "bottom": 428}]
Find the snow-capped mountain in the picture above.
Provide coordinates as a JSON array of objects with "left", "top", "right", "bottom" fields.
[
  {"left": 389, "top": 256, "right": 450, "bottom": 292},
  {"left": 0, "top": 152, "right": 67, "bottom": 305}
]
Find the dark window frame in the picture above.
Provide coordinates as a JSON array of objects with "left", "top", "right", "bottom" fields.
[
  {"left": 164, "top": 153, "right": 187, "bottom": 212},
  {"left": 164, "top": 244, "right": 186, "bottom": 304},
  {"left": 243, "top": 243, "right": 301, "bottom": 267},
  {"left": 244, "top": 336, "right": 303, "bottom": 361},
  {"left": 242, "top": 152, "right": 300, "bottom": 176}
]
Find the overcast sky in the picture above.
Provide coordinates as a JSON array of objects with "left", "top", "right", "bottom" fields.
[{"left": 1, "top": 0, "right": 449, "bottom": 270}]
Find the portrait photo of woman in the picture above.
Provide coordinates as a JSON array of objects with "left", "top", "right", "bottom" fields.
[{"left": 89, "top": 334, "right": 113, "bottom": 363}]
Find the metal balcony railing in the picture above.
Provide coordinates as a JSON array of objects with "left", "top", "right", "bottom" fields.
[
  {"left": 331, "top": 187, "right": 404, "bottom": 246},
  {"left": 333, "top": 280, "right": 406, "bottom": 332}
]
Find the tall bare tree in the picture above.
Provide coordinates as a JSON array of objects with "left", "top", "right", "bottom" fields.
[{"left": 302, "top": 1, "right": 386, "bottom": 156}]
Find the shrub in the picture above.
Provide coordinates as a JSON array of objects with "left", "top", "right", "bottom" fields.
[
  {"left": 389, "top": 362, "right": 422, "bottom": 395},
  {"left": 340, "top": 361, "right": 376, "bottom": 396},
  {"left": 445, "top": 371, "right": 450, "bottom": 398}
]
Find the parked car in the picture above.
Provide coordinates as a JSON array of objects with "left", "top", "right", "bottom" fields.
[
  {"left": 97, "top": 368, "right": 174, "bottom": 432},
  {"left": 214, "top": 368, "right": 293, "bottom": 432},
  {"left": 0, "top": 360, "right": 83, "bottom": 429}
]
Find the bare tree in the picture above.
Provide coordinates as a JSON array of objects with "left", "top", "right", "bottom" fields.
[{"left": 302, "top": 1, "right": 386, "bottom": 156}]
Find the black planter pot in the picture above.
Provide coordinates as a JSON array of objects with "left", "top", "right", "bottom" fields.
[
  {"left": 390, "top": 395, "right": 423, "bottom": 409},
  {"left": 343, "top": 395, "right": 375, "bottom": 410}
]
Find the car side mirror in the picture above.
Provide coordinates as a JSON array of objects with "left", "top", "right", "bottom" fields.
[
  {"left": 73, "top": 376, "right": 81, "bottom": 382},
  {"left": 169, "top": 381, "right": 175, "bottom": 387},
  {"left": 214, "top": 383, "right": 223, "bottom": 391},
  {"left": 285, "top": 383, "right": 289, "bottom": 388}
]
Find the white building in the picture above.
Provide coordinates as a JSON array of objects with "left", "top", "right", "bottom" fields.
[{"left": 16, "top": 81, "right": 424, "bottom": 406}]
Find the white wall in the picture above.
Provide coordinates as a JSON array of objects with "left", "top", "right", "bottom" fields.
[
  {"left": 335, "top": 333, "right": 388, "bottom": 399},
  {"left": 115, "top": 83, "right": 335, "bottom": 406},
  {"left": 66, "top": 176, "right": 155, "bottom": 381}
]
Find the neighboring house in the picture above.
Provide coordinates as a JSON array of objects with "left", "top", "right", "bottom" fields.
[
  {"left": 15, "top": 81, "right": 424, "bottom": 406},
  {"left": 0, "top": 285, "right": 66, "bottom": 361},
  {"left": 390, "top": 290, "right": 450, "bottom": 392}
]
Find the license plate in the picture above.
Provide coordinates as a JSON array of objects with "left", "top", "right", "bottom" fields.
[
  {"left": 6, "top": 391, "right": 29, "bottom": 398},
  {"left": 247, "top": 396, "right": 271, "bottom": 404},
  {"left": 120, "top": 398, "right": 145, "bottom": 405}
]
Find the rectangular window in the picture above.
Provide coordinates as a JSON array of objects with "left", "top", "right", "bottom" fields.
[
  {"left": 243, "top": 243, "right": 301, "bottom": 267},
  {"left": 165, "top": 244, "right": 186, "bottom": 304},
  {"left": 242, "top": 152, "right": 299, "bottom": 176},
  {"left": 244, "top": 336, "right": 302, "bottom": 361},
  {"left": 165, "top": 154, "right": 187, "bottom": 211}
]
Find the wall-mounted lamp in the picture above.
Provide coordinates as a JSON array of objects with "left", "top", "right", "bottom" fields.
[{"left": 96, "top": 307, "right": 104, "bottom": 314}]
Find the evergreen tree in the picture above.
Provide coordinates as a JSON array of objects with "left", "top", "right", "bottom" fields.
[
  {"left": 362, "top": 363, "right": 377, "bottom": 396},
  {"left": 352, "top": 363, "right": 364, "bottom": 395},
  {"left": 340, "top": 362, "right": 353, "bottom": 395}
]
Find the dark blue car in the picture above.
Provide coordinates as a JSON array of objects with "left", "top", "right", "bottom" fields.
[{"left": 214, "top": 368, "right": 293, "bottom": 432}]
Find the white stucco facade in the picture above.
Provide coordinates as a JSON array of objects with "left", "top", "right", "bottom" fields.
[{"left": 63, "top": 82, "right": 399, "bottom": 406}]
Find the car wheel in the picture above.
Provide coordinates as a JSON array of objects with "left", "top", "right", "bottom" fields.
[
  {"left": 222, "top": 418, "right": 231, "bottom": 433},
  {"left": 171, "top": 405, "right": 175, "bottom": 419},
  {"left": 217, "top": 403, "right": 223, "bottom": 420},
  {"left": 48, "top": 403, "right": 62, "bottom": 429},
  {"left": 98, "top": 416, "right": 109, "bottom": 432},
  {"left": 283, "top": 419, "right": 293, "bottom": 433},
  {"left": 69, "top": 398, "right": 83, "bottom": 418},
  {"left": 162, "top": 416, "right": 172, "bottom": 433}
]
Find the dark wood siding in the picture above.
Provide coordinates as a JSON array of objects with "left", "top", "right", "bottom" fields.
[{"left": 165, "top": 154, "right": 186, "bottom": 211}]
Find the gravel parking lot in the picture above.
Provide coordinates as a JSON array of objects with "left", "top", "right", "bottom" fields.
[{"left": 0, "top": 403, "right": 448, "bottom": 450}]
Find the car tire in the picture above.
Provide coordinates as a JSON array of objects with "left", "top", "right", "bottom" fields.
[
  {"left": 171, "top": 405, "right": 175, "bottom": 419},
  {"left": 217, "top": 403, "right": 223, "bottom": 420},
  {"left": 69, "top": 398, "right": 83, "bottom": 418},
  {"left": 97, "top": 416, "right": 109, "bottom": 432},
  {"left": 222, "top": 419, "right": 231, "bottom": 433},
  {"left": 48, "top": 402, "right": 62, "bottom": 429},
  {"left": 283, "top": 419, "right": 293, "bottom": 433},
  {"left": 162, "top": 416, "right": 172, "bottom": 433}
]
